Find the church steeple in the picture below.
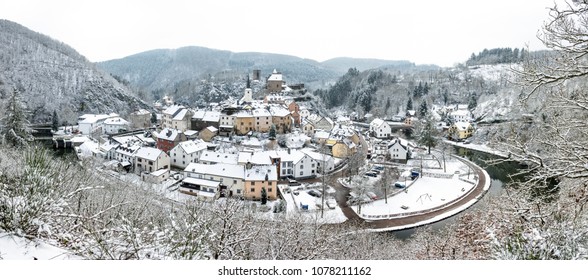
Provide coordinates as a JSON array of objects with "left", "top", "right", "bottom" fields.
[{"left": 246, "top": 74, "right": 251, "bottom": 89}]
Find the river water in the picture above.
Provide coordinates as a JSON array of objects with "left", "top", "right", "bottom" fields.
[{"left": 391, "top": 146, "right": 523, "bottom": 239}]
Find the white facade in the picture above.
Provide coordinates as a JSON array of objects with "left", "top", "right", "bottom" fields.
[
  {"left": 388, "top": 138, "right": 410, "bottom": 161},
  {"left": 370, "top": 118, "right": 392, "bottom": 139},
  {"left": 77, "top": 114, "right": 113, "bottom": 136},
  {"left": 450, "top": 109, "right": 472, "bottom": 123},
  {"left": 135, "top": 147, "right": 170, "bottom": 174},
  {"left": 184, "top": 163, "right": 246, "bottom": 196},
  {"left": 103, "top": 117, "right": 130, "bottom": 135},
  {"left": 170, "top": 140, "right": 208, "bottom": 169}
]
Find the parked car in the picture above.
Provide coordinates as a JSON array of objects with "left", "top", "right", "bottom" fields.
[
  {"left": 367, "top": 191, "right": 378, "bottom": 200},
  {"left": 308, "top": 189, "right": 322, "bottom": 197},
  {"left": 364, "top": 171, "right": 378, "bottom": 177},
  {"left": 288, "top": 179, "right": 301, "bottom": 186},
  {"left": 293, "top": 190, "right": 299, "bottom": 195},
  {"left": 373, "top": 165, "right": 385, "bottom": 171},
  {"left": 326, "top": 199, "right": 337, "bottom": 209},
  {"left": 394, "top": 182, "right": 406, "bottom": 188}
]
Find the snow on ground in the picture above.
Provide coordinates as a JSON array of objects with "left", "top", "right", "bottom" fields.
[
  {"left": 279, "top": 184, "right": 348, "bottom": 224},
  {"left": 356, "top": 175, "right": 475, "bottom": 217},
  {"left": 350, "top": 153, "right": 480, "bottom": 220},
  {"left": 0, "top": 232, "right": 82, "bottom": 260}
]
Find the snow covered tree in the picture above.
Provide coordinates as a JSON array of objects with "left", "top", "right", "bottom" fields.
[
  {"left": 415, "top": 113, "right": 438, "bottom": 154},
  {"left": 51, "top": 110, "right": 59, "bottom": 131},
  {"left": 419, "top": 100, "right": 428, "bottom": 117},
  {"left": 1, "top": 87, "right": 32, "bottom": 147},
  {"left": 406, "top": 97, "right": 413, "bottom": 111},
  {"left": 490, "top": 1, "right": 588, "bottom": 259}
]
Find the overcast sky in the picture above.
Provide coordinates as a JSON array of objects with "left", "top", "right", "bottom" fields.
[{"left": 0, "top": 0, "right": 563, "bottom": 67}]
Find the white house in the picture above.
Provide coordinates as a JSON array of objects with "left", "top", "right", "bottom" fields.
[
  {"left": 135, "top": 147, "right": 170, "bottom": 174},
  {"left": 77, "top": 114, "right": 116, "bottom": 136},
  {"left": 369, "top": 118, "right": 392, "bottom": 139},
  {"left": 170, "top": 140, "right": 209, "bottom": 169},
  {"left": 114, "top": 144, "right": 141, "bottom": 170},
  {"left": 183, "top": 163, "right": 245, "bottom": 197},
  {"left": 103, "top": 117, "right": 130, "bottom": 135},
  {"left": 300, "top": 148, "right": 335, "bottom": 174},
  {"left": 270, "top": 149, "right": 316, "bottom": 179},
  {"left": 450, "top": 109, "right": 473, "bottom": 123},
  {"left": 388, "top": 138, "right": 411, "bottom": 162}
]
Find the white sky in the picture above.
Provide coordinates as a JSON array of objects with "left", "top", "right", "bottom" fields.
[{"left": 0, "top": 0, "right": 563, "bottom": 67}]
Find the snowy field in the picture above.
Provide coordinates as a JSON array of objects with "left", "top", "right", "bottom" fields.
[
  {"left": 0, "top": 233, "right": 81, "bottom": 260},
  {"left": 280, "top": 184, "right": 348, "bottom": 224},
  {"left": 351, "top": 155, "right": 480, "bottom": 219}
]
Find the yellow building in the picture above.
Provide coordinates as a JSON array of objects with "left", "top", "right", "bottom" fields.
[
  {"left": 243, "top": 165, "right": 278, "bottom": 200},
  {"left": 448, "top": 121, "right": 474, "bottom": 140},
  {"left": 253, "top": 109, "right": 272, "bottom": 133},
  {"left": 235, "top": 111, "right": 254, "bottom": 135}
]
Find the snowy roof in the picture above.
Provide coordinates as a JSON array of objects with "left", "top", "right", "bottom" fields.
[
  {"left": 241, "top": 137, "right": 262, "bottom": 148},
  {"left": 184, "top": 163, "right": 244, "bottom": 179},
  {"left": 202, "top": 111, "right": 220, "bottom": 122},
  {"left": 78, "top": 114, "right": 113, "bottom": 124},
  {"left": 267, "top": 69, "right": 283, "bottom": 81},
  {"left": 252, "top": 108, "right": 272, "bottom": 117},
  {"left": 163, "top": 105, "right": 185, "bottom": 116},
  {"left": 192, "top": 110, "right": 206, "bottom": 120},
  {"left": 269, "top": 106, "right": 290, "bottom": 117},
  {"left": 115, "top": 144, "right": 141, "bottom": 156},
  {"left": 286, "top": 133, "right": 310, "bottom": 149},
  {"left": 244, "top": 165, "right": 278, "bottom": 181},
  {"left": 135, "top": 147, "right": 165, "bottom": 161},
  {"left": 272, "top": 149, "right": 307, "bottom": 164},
  {"left": 205, "top": 125, "right": 218, "bottom": 132},
  {"left": 184, "top": 130, "right": 198, "bottom": 137},
  {"left": 100, "top": 142, "right": 119, "bottom": 151},
  {"left": 314, "top": 130, "right": 330, "bottom": 139},
  {"left": 131, "top": 109, "right": 151, "bottom": 116},
  {"left": 157, "top": 128, "right": 181, "bottom": 141},
  {"left": 453, "top": 121, "right": 473, "bottom": 131},
  {"left": 199, "top": 151, "right": 239, "bottom": 165},
  {"left": 370, "top": 118, "right": 388, "bottom": 128},
  {"left": 174, "top": 140, "right": 208, "bottom": 154},
  {"left": 78, "top": 141, "right": 101, "bottom": 157},
  {"left": 172, "top": 108, "right": 189, "bottom": 121},
  {"left": 104, "top": 117, "right": 129, "bottom": 125},
  {"left": 300, "top": 148, "right": 333, "bottom": 162}
]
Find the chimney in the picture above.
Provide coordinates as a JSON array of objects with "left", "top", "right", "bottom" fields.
[{"left": 288, "top": 148, "right": 291, "bottom": 154}]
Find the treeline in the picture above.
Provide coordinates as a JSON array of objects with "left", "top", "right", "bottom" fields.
[{"left": 466, "top": 47, "right": 528, "bottom": 66}]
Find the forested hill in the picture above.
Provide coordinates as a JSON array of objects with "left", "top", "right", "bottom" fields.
[
  {"left": 466, "top": 47, "right": 528, "bottom": 66},
  {"left": 0, "top": 20, "right": 151, "bottom": 124},
  {"left": 97, "top": 47, "right": 343, "bottom": 92}
]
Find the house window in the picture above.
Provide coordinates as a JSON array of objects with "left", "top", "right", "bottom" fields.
[
  {"left": 251, "top": 182, "right": 255, "bottom": 186},
  {"left": 300, "top": 171, "right": 303, "bottom": 176},
  {"left": 236, "top": 189, "right": 241, "bottom": 194},
  {"left": 233, "top": 179, "right": 237, "bottom": 184},
  {"left": 250, "top": 188, "right": 255, "bottom": 192},
  {"left": 268, "top": 188, "right": 272, "bottom": 192}
]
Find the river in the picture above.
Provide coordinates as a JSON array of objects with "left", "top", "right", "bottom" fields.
[{"left": 390, "top": 146, "right": 523, "bottom": 239}]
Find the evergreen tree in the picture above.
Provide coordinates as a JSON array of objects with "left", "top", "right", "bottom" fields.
[
  {"left": 269, "top": 124, "right": 276, "bottom": 140},
  {"left": 406, "top": 98, "right": 413, "bottom": 112},
  {"left": 151, "top": 112, "right": 157, "bottom": 124},
  {"left": 1, "top": 88, "right": 32, "bottom": 147},
  {"left": 419, "top": 100, "right": 428, "bottom": 117},
  {"left": 51, "top": 110, "right": 59, "bottom": 131},
  {"left": 468, "top": 94, "right": 478, "bottom": 111},
  {"left": 261, "top": 187, "right": 267, "bottom": 205}
]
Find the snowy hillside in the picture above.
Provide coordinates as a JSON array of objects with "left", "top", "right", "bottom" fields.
[{"left": 0, "top": 20, "right": 152, "bottom": 124}]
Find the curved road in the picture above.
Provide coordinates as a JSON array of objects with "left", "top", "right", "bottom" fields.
[{"left": 330, "top": 157, "right": 488, "bottom": 231}]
